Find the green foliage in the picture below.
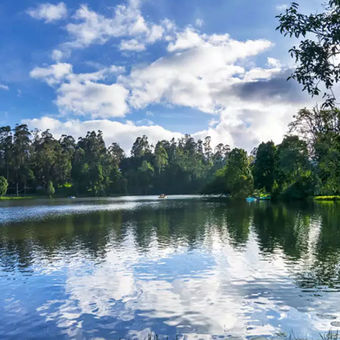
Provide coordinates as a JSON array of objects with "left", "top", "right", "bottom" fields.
[
  {"left": 290, "top": 107, "right": 340, "bottom": 195},
  {"left": 204, "top": 148, "right": 253, "bottom": 199},
  {"left": 253, "top": 141, "right": 276, "bottom": 192},
  {"left": 0, "top": 110, "right": 338, "bottom": 199},
  {"left": 0, "top": 176, "right": 8, "bottom": 196},
  {"left": 315, "top": 195, "right": 340, "bottom": 201},
  {"left": 277, "top": 0, "right": 340, "bottom": 107},
  {"left": 224, "top": 149, "right": 254, "bottom": 199},
  {"left": 47, "top": 180, "right": 55, "bottom": 197}
]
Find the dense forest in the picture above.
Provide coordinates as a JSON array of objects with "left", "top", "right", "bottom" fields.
[{"left": 0, "top": 107, "right": 339, "bottom": 199}]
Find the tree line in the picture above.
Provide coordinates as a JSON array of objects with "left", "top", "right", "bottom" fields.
[
  {"left": 0, "top": 107, "right": 338, "bottom": 199},
  {"left": 205, "top": 107, "right": 340, "bottom": 199},
  {"left": 0, "top": 126, "right": 229, "bottom": 196}
]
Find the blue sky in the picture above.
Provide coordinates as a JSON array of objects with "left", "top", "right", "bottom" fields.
[{"left": 0, "top": 0, "right": 322, "bottom": 151}]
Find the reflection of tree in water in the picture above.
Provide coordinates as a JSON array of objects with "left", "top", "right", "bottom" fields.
[
  {"left": 0, "top": 210, "right": 125, "bottom": 272},
  {"left": 129, "top": 200, "right": 252, "bottom": 250},
  {"left": 1, "top": 200, "right": 340, "bottom": 291},
  {"left": 252, "top": 201, "right": 312, "bottom": 259},
  {"left": 223, "top": 201, "right": 251, "bottom": 247},
  {"left": 296, "top": 203, "right": 340, "bottom": 289}
]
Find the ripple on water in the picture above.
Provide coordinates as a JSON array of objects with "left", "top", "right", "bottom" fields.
[{"left": 0, "top": 198, "right": 340, "bottom": 338}]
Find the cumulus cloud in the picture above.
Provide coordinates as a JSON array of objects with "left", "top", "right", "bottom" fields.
[
  {"left": 24, "top": 117, "right": 182, "bottom": 152},
  {"left": 27, "top": 2, "right": 67, "bottom": 23},
  {"left": 120, "top": 29, "right": 273, "bottom": 114},
  {"left": 29, "top": 7, "right": 310, "bottom": 150},
  {"left": 63, "top": 0, "right": 171, "bottom": 51},
  {"left": 30, "top": 63, "right": 128, "bottom": 118}
]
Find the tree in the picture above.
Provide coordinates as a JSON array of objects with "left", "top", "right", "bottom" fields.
[
  {"left": 47, "top": 180, "right": 55, "bottom": 198},
  {"left": 289, "top": 107, "right": 340, "bottom": 145},
  {"left": 224, "top": 148, "right": 254, "bottom": 199},
  {"left": 275, "top": 136, "right": 313, "bottom": 198},
  {"left": 11, "top": 124, "right": 32, "bottom": 196},
  {"left": 137, "top": 160, "right": 154, "bottom": 194},
  {"left": 32, "top": 130, "right": 72, "bottom": 188},
  {"left": 289, "top": 107, "right": 340, "bottom": 195},
  {"left": 0, "top": 176, "right": 8, "bottom": 196},
  {"left": 205, "top": 148, "right": 253, "bottom": 198},
  {"left": 154, "top": 142, "right": 168, "bottom": 175},
  {"left": 253, "top": 141, "right": 276, "bottom": 192},
  {"left": 277, "top": 0, "right": 340, "bottom": 106},
  {"left": 131, "top": 135, "right": 151, "bottom": 158},
  {"left": 72, "top": 131, "right": 110, "bottom": 196},
  {"left": 0, "top": 126, "right": 13, "bottom": 182}
]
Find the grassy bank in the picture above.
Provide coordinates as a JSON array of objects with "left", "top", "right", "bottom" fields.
[
  {"left": 314, "top": 195, "right": 340, "bottom": 201},
  {"left": 0, "top": 196, "right": 36, "bottom": 200}
]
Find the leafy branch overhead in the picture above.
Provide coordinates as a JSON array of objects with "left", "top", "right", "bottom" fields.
[{"left": 276, "top": 0, "right": 340, "bottom": 107}]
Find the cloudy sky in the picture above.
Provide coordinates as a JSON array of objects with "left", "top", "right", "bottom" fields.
[{"left": 0, "top": 0, "right": 323, "bottom": 151}]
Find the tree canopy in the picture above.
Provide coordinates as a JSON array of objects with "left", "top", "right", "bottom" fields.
[{"left": 277, "top": 0, "right": 340, "bottom": 107}]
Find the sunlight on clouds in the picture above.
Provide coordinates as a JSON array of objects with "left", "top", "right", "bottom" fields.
[
  {"left": 27, "top": 2, "right": 67, "bottom": 23},
  {"left": 30, "top": 64, "right": 128, "bottom": 118},
  {"left": 64, "top": 0, "right": 171, "bottom": 51},
  {"left": 121, "top": 29, "right": 275, "bottom": 117},
  {"left": 28, "top": 0, "right": 309, "bottom": 151}
]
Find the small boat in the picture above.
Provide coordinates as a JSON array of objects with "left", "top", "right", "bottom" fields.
[
  {"left": 159, "top": 194, "right": 167, "bottom": 199},
  {"left": 246, "top": 197, "right": 257, "bottom": 202}
]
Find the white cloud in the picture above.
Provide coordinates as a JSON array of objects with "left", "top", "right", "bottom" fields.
[
  {"left": 121, "top": 29, "right": 273, "bottom": 115},
  {"left": 29, "top": 10, "right": 310, "bottom": 151},
  {"left": 64, "top": 0, "right": 172, "bottom": 51},
  {"left": 120, "top": 39, "right": 146, "bottom": 52},
  {"left": 24, "top": 117, "right": 182, "bottom": 152},
  {"left": 51, "top": 49, "right": 66, "bottom": 62},
  {"left": 0, "top": 84, "right": 9, "bottom": 91},
  {"left": 27, "top": 2, "right": 67, "bottom": 23},
  {"left": 267, "top": 57, "right": 281, "bottom": 68},
  {"left": 30, "top": 63, "right": 72, "bottom": 86},
  {"left": 30, "top": 63, "right": 128, "bottom": 118}
]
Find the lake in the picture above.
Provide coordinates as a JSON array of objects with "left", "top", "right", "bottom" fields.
[{"left": 0, "top": 196, "right": 339, "bottom": 339}]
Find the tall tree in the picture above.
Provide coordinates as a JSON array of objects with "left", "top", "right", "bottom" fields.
[
  {"left": 11, "top": 124, "right": 32, "bottom": 195},
  {"left": 0, "top": 126, "right": 12, "bottom": 182},
  {"left": 224, "top": 148, "right": 254, "bottom": 199},
  {"left": 253, "top": 141, "right": 276, "bottom": 192},
  {"left": 277, "top": 0, "right": 340, "bottom": 106}
]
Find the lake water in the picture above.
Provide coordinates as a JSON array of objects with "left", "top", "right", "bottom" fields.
[{"left": 0, "top": 196, "right": 340, "bottom": 339}]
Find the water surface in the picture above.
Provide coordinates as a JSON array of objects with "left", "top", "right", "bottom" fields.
[{"left": 0, "top": 196, "right": 340, "bottom": 339}]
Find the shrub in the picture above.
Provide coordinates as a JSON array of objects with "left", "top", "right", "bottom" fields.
[
  {"left": 0, "top": 176, "right": 8, "bottom": 196},
  {"left": 47, "top": 181, "right": 55, "bottom": 198}
]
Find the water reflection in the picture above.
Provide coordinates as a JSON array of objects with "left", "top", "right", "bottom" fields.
[{"left": 0, "top": 198, "right": 340, "bottom": 338}]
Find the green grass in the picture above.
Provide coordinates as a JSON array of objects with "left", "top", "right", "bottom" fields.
[
  {"left": 0, "top": 196, "right": 35, "bottom": 200},
  {"left": 314, "top": 195, "right": 340, "bottom": 201}
]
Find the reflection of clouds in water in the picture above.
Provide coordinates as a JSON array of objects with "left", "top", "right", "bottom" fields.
[
  {"left": 36, "top": 224, "right": 340, "bottom": 338},
  {"left": 0, "top": 195, "right": 200, "bottom": 224},
  {"left": 0, "top": 202, "right": 141, "bottom": 224}
]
